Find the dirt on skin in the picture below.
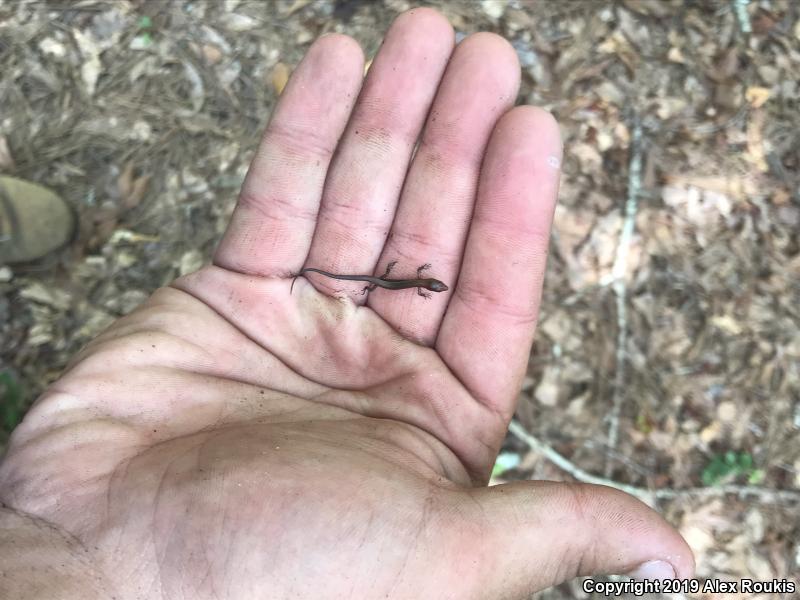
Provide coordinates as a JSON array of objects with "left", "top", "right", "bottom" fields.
[{"left": 0, "top": 1, "right": 798, "bottom": 597}]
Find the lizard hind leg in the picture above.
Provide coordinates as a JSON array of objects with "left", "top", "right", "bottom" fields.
[{"left": 380, "top": 260, "right": 398, "bottom": 279}]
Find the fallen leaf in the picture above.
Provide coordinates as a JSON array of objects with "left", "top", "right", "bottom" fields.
[
  {"left": 700, "top": 421, "right": 721, "bottom": 444},
  {"left": 622, "top": 0, "right": 673, "bottom": 17},
  {"left": 220, "top": 13, "right": 258, "bottom": 31},
  {"left": 667, "top": 46, "right": 685, "bottom": 63},
  {"left": 709, "top": 47, "right": 740, "bottom": 83},
  {"left": 745, "top": 85, "right": 770, "bottom": 108},
  {"left": 0, "top": 135, "right": 15, "bottom": 171},
  {"left": 202, "top": 44, "right": 223, "bottom": 65},
  {"left": 39, "top": 37, "right": 67, "bottom": 58},
  {"left": 19, "top": 282, "right": 72, "bottom": 310},
  {"left": 716, "top": 401, "right": 737, "bottom": 423},
  {"left": 179, "top": 249, "right": 204, "bottom": 276},
  {"left": 72, "top": 28, "right": 102, "bottom": 96},
  {"left": 662, "top": 174, "right": 756, "bottom": 200},
  {"left": 271, "top": 62, "right": 290, "bottom": 95},
  {"left": 711, "top": 314, "right": 743, "bottom": 335},
  {"left": 746, "top": 109, "right": 768, "bottom": 172},
  {"left": 771, "top": 188, "right": 791, "bottom": 206},
  {"left": 534, "top": 367, "right": 562, "bottom": 407},
  {"left": 480, "top": 0, "right": 505, "bottom": 20},
  {"left": 286, "top": 0, "right": 313, "bottom": 15},
  {"left": 108, "top": 230, "right": 159, "bottom": 244},
  {"left": 124, "top": 175, "right": 149, "bottom": 210},
  {"left": 88, "top": 207, "right": 119, "bottom": 249},
  {"left": 183, "top": 61, "right": 204, "bottom": 112},
  {"left": 118, "top": 162, "right": 135, "bottom": 200}
]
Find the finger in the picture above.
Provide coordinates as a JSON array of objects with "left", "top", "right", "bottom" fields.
[
  {"left": 369, "top": 32, "right": 520, "bottom": 342},
  {"left": 214, "top": 34, "right": 364, "bottom": 276},
  {"left": 452, "top": 482, "right": 695, "bottom": 597},
  {"left": 439, "top": 106, "right": 562, "bottom": 425},
  {"left": 298, "top": 8, "right": 454, "bottom": 298}
]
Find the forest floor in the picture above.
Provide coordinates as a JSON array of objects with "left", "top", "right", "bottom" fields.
[{"left": 1, "top": 1, "right": 799, "bottom": 598}]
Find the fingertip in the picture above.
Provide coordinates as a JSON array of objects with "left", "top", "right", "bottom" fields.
[
  {"left": 495, "top": 105, "right": 563, "bottom": 163},
  {"left": 393, "top": 6, "right": 455, "bottom": 44},
  {"left": 554, "top": 483, "right": 696, "bottom": 580},
  {"left": 454, "top": 32, "right": 521, "bottom": 97},
  {"left": 308, "top": 32, "right": 365, "bottom": 75},
  {"left": 460, "top": 31, "right": 519, "bottom": 66}
]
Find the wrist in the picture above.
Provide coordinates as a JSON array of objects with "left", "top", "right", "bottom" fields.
[{"left": 0, "top": 504, "right": 112, "bottom": 600}]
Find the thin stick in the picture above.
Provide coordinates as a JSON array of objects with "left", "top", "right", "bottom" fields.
[
  {"left": 604, "top": 120, "right": 643, "bottom": 476},
  {"left": 508, "top": 420, "right": 800, "bottom": 506}
]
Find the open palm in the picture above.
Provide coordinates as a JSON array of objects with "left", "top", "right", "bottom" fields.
[{"left": 0, "top": 9, "right": 693, "bottom": 600}]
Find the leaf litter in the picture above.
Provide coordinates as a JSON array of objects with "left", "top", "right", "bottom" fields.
[{"left": 1, "top": 2, "right": 799, "bottom": 596}]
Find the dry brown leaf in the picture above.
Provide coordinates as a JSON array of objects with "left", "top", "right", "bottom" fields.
[
  {"left": 72, "top": 28, "right": 102, "bottom": 96},
  {"left": 699, "top": 421, "right": 721, "bottom": 444},
  {"left": 202, "top": 44, "right": 223, "bottom": 66},
  {"left": 0, "top": 135, "right": 15, "bottom": 171},
  {"left": 752, "top": 10, "right": 779, "bottom": 35},
  {"left": 86, "top": 207, "right": 120, "bottom": 250},
  {"left": 746, "top": 110, "right": 768, "bottom": 172},
  {"left": 745, "top": 85, "right": 770, "bottom": 108},
  {"left": 709, "top": 46, "right": 740, "bottom": 83},
  {"left": 714, "top": 80, "right": 744, "bottom": 112},
  {"left": 480, "top": 0, "right": 505, "bottom": 20},
  {"left": 662, "top": 174, "right": 757, "bottom": 200},
  {"left": 271, "top": 62, "right": 290, "bottom": 95},
  {"left": 117, "top": 162, "right": 150, "bottom": 209},
  {"left": 716, "top": 401, "right": 737, "bottom": 423},
  {"left": 220, "top": 13, "right": 258, "bottom": 32},
  {"left": 553, "top": 206, "right": 595, "bottom": 253},
  {"left": 711, "top": 314, "right": 743, "bottom": 335},
  {"left": 667, "top": 45, "right": 685, "bottom": 63},
  {"left": 182, "top": 61, "right": 205, "bottom": 112},
  {"left": 534, "top": 367, "right": 561, "bottom": 407},
  {"left": 118, "top": 162, "right": 135, "bottom": 200},
  {"left": 622, "top": 0, "right": 673, "bottom": 17},
  {"left": 124, "top": 175, "right": 150, "bottom": 210},
  {"left": 771, "top": 188, "right": 791, "bottom": 206},
  {"left": 286, "top": 0, "right": 313, "bottom": 16},
  {"left": 571, "top": 142, "right": 602, "bottom": 174}
]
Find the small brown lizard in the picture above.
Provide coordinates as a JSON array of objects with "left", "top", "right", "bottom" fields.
[{"left": 292, "top": 261, "right": 448, "bottom": 298}]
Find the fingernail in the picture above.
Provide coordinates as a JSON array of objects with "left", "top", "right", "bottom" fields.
[{"left": 625, "top": 560, "right": 676, "bottom": 581}]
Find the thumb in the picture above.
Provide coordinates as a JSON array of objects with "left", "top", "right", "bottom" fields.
[{"left": 457, "top": 481, "right": 694, "bottom": 597}]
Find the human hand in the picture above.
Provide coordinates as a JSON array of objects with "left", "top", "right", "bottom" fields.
[{"left": 0, "top": 8, "right": 693, "bottom": 599}]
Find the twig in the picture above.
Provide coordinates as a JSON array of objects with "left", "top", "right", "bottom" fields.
[
  {"left": 508, "top": 420, "right": 800, "bottom": 506},
  {"left": 604, "top": 119, "right": 643, "bottom": 476}
]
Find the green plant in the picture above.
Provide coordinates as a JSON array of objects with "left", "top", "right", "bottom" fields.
[
  {"left": 0, "top": 370, "right": 24, "bottom": 432},
  {"left": 491, "top": 452, "right": 521, "bottom": 478},
  {"left": 133, "top": 15, "right": 154, "bottom": 48},
  {"left": 701, "top": 451, "right": 764, "bottom": 486}
]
